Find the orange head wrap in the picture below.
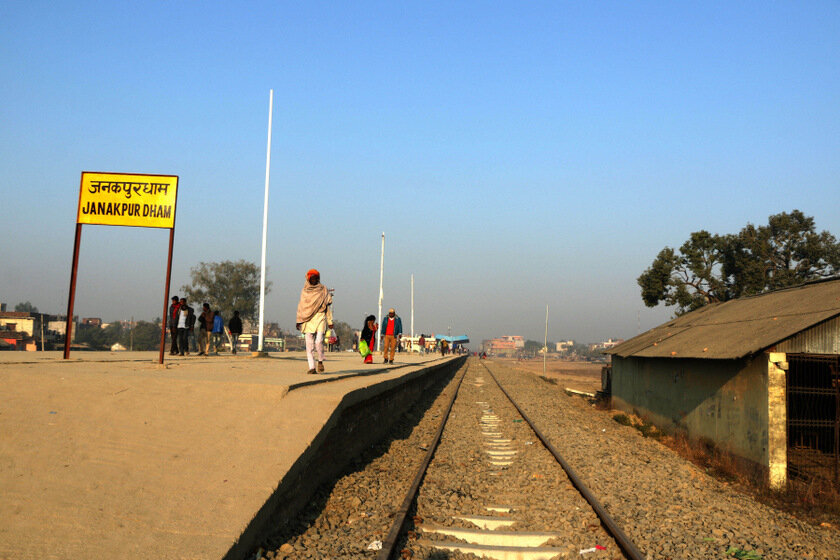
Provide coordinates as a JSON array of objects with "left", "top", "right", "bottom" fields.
[{"left": 306, "top": 269, "right": 320, "bottom": 281}]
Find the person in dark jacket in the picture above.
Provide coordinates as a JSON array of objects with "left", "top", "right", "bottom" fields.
[
  {"left": 228, "top": 311, "right": 243, "bottom": 354},
  {"left": 379, "top": 308, "right": 402, "bottom": 364},
  {"left": 168, "top": 296, "right": 181, "bottom": 355},
  {"left": 176, "top": 298, "right": 195, "bottom": 356}
]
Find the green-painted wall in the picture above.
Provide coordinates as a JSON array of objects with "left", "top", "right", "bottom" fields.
[{"left": 611, "top": 355, "right": 769, "bottom": 466}]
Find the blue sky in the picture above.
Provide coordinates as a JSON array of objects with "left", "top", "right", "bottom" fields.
[{"left": 2, "top": 1, "right": 838, "bottom": 345}]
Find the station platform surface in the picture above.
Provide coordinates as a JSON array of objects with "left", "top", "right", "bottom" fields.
[{"left": 0, "top": 350, "right": 457, "bottom": 560}]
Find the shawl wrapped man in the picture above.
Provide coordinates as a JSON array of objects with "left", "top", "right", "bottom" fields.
[
  {"left": 296, "top": 269, "right": 332, "bottom": 329},
  {"left": 296, "top": 269, "right": 333, "bottom": 374}
]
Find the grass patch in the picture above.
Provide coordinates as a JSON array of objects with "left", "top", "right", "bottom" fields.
[
  {"left": 612, "top": 413, "right": 632, "bottom": 426},
  {"left": 611, "top": 412, "right": 661, "bottom": 439},
  {"left": 659, "top": 430, "right": 840, "bottom": 524}
]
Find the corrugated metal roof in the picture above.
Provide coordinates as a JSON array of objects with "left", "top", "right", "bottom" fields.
[{"left": 608, "top": 278, "right": 840, "bottom": 359}]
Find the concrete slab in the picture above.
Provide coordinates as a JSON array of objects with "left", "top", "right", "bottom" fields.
[{"left": 0, "top": 350, "right": 456, "bottom": 559}]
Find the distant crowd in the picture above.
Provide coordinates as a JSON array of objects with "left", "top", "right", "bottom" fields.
[
  {"left": 167, "top": 297, "right": 242, "bottom": 356},
  {"left": 166, "top": 268, "right": 467, "bottom": 375}
]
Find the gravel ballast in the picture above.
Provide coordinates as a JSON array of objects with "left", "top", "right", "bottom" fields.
[{"left": 255, "top": 358, "right": 840, "bottom": 559}]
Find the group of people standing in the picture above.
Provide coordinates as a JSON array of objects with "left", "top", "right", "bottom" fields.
[
  {"left": 167, "top": 297, "right": 243, "bottom": 356},
  {"left": 357, "top": 308, "right": 403, "bottom": 365}
]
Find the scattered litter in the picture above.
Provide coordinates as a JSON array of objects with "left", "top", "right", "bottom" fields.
[
  {"left": 419, "top": 445, "right": 428, "bottom": 451},
  {"left": 726, "top": 547, "right": 762, "bottom": 560},
  {"left": 525, "top": 441, "right": 534, "bottom": 445},
  {"left": 512, "top": 419, "right": 523, "bottom": 423},
  {"left": 49, "top": 411, "right": 57, "bottom": 414},
  {"left": 367, "top": 540, "right": 383, "bottom": 551},
  {"left": 820, "top": 522, "right": 833, "bottom": 528},
  {"left": 579, "top": 545, "right": 607, "bottom": 554},
  {"left": 601, "top": 428, "right": 606, "bottom": 432}
]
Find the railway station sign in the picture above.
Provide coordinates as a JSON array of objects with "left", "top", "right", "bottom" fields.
[
  {"left": 77, "top": 172, "right": 178, "bottom": 228},
  {"left": 66, "top": 171, "right": 180, "bottom": 364}
]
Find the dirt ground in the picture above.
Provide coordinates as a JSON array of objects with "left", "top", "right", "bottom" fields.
[{"left": 493, "top": 357, "right": 605, "bottom": 393}]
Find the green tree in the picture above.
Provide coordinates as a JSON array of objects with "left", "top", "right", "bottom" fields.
[
  {"left": 75, "top": 322, "right": 121, "bottom": 350},
  {"left": 638, "top": 230, "right": 728, "bottom": 313},
  {"left": 14, "top": 301, "right": 38, "bottom": 313},
  {"left": 639, "top": 210, "right": 840, "bottom": 314},
  {"left": 120, "top": 320, "right": 162, "bottom": 351},
  {"left": 331, "top": 320, "right": 355, "bottom": 350},
  {"left": 524, "top": 339, "right": 546, "bottom": 356},
  {"left": 181, "top": 260, "right": 270, "bottom": 322}
]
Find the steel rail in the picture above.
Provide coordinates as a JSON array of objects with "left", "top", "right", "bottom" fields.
[
  {"left": 376, "top": 364, "right": 468, "bottom": 560},
  {"left": 481, "top": 361, "right": 646, "bottom": 560}
]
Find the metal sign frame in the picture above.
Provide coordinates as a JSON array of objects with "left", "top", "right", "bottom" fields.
[{"left": 64, "top": 171, "right": 179, "bottom": 364}]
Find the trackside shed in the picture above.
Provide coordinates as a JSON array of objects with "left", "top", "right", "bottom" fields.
[{"left": 607, "top": 278, "right": 840, "bottom": 488}]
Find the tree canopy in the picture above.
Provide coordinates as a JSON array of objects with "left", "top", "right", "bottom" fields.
[
  {"left": 181, "top": 260, "right": 269, "bottom": 322},
  {"left": 638, "top": 210, "right": 840, "bottom": 314},
  {"left": 15, "top": 301, "right": 38, "bottom": 313}
]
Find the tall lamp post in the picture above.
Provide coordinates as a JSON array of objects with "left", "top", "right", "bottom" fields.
[{"left": 257, "top": 89, "right": 273, "bottom": 355}]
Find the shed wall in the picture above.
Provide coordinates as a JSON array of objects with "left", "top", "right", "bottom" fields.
[
  {"left": 774, "top": 315, "right": 840, "bottom": 354},
  {"left": 611, "top": 355, "right": 769, "bottom": 466}
]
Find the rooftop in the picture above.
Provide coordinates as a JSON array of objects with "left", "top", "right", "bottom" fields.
[{"left": 608, "top": 278, "right": 840, "bottom": 360}]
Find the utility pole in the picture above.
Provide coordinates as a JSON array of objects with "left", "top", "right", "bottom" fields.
[
  {"left": 377, "top": 232, "right": 385, "bottom": 352},
  {"left": 543, "top": 304, "right": 549, "bottom": 376},
  {"left": 410, "top": 274, "right": 414, "bottom": 338}
]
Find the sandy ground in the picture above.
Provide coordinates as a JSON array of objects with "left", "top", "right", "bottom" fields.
[
  {"left": 0, "top": 350, "right": 447, "bottom": 560},
  {"left": 494, "top": 358, "right": 605, "bottom": 393}
]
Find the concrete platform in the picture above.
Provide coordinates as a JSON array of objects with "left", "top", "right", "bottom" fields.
[{"left": 0, "top": 350, "right": 461, "bottom": 559}]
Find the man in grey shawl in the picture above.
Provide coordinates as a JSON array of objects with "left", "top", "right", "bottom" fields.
[{"left": 296, "top": 268, "right": 334, "bottom": 374}]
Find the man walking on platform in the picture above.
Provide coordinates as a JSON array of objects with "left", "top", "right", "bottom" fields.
[
  {"left": 296, "top": 269, "right": 334, "bottom": 374},
  {"left": 380, "top": 308, "right": 402, "bottom": 364}
]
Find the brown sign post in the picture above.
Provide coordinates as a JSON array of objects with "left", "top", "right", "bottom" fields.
[{"left": 64, "top": 172, "right": 179, "bottom": 364}]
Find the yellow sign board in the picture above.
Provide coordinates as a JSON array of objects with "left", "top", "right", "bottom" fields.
[{"left": 77, "top": 172, "right": 178, "bottom": 228}]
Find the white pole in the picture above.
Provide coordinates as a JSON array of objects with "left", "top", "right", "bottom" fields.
[
  {"left": 543, "top": 304, "right": 549, "bottom": 376},
  {"left": 257, "top": 89, "right": 273, "bottom": 352},
  {"left": 376, "top": 232, "right": 385, "bottom": 352},
  {"left": 411, "top": 274, "right": 414, "bottom": 338}
]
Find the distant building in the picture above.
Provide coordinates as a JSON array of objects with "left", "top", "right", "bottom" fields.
[
  {"left": 590, "top": 338, "right": 623, "bottom": 351},
  {"left": 482, "top": 335, "right": 525, "bottom": 357},
  {"left": 48, "top": 318, "right": 69, "bottom": 337},
  {"left": 81, "top": 317, "right": 102, "bottom": 327},
  {"left": 555, "top": 340, "right": 574, "bottom": 352},
  {"left": 0, "top": 311, "right": 39, "bottom": 351}
]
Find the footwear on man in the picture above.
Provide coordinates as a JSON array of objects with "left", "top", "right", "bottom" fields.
[
  {"left": 307, "top": 368, "right": 317, "bottom": 375},
  {"left": 317, "top": 361, "right": 324, "bottom": 373}
]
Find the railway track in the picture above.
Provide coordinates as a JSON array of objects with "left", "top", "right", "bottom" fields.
[
  {"left": 256, "top": 357, "right": 840, "bottom": 559},
  {"left": 378, "top": 358, "right": 645, "bottom": 560}
]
